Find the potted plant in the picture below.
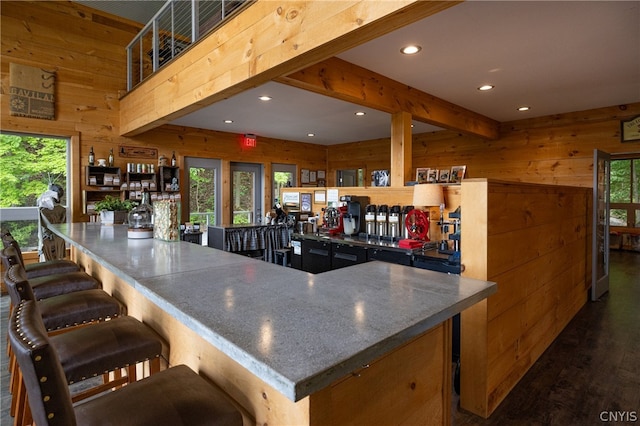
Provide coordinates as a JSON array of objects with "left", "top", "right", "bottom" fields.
[{"left": 94, "top": 195, "right": 137, "bottom": 225}]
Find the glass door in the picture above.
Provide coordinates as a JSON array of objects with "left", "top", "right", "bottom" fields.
[
  {"left": 184, "top": 157, "right": 221, "bottom": 243},
  {"left": 273, "top": 163, "right": 296, "bottom": 206},
  {"left": 592, "top": 149, "right": 611, "bottom": 301},
  {"left": 231, "top": 162, "right": 262, "bottom": 224}
]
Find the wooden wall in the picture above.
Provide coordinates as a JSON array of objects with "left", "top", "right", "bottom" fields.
[
  {"left": 460, "top": 179, "right": 592, "bottom": 417},
  {"left": 0, "top": 1, "right": 326, "bottom": 225}
]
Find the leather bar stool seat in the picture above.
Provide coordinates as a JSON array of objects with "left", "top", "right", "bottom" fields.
[
  {"left": 2, "top": 246, "right": 100, "bottom": 300},
  {"left": 10, "top": 300, "right": 243, "bottom": 426},
  {"left": 2, "top": 232, "right": 79, "bottom": 279},
  {"left": 4, "top": 263, "right": 125, "bottom": 332}
]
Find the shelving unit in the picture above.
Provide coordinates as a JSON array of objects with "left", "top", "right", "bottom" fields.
[
  {"left": 125, "top": 172, "right": 157, "bottom": 200},
  {"left": 158, "top": 166, "right": 180, "bottom": 193},
  {"left": 84, "top": 166, "right": 124, "bottom": 214}
]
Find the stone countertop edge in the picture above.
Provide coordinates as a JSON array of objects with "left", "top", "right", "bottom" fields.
[{"left": 50, "top": 223, "right": 496, "bottom": 402}]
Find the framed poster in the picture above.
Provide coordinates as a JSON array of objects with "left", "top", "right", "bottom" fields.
[
  {"left": 314, "top": 190, "right": 326, "bottom": 203},
  {"left": 450, "top": 165, "right": 466, "bottom": 183},
  {"left": 300, "top": 193, "right": 312, "bottom": 212},
  {"left": 416, "top": 168, "right": 430, "bottom": 184},
  {"left": 301, "top": 169, "right": 310, "bottom": 184},
  {"left": 282, "top": 192, "right": 300, "bottom": 209},
  {"left": 310, "top": 171, "right": 317, "bottom": 183}
]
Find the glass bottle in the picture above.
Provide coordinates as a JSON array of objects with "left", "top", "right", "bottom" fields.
[
  {"left": 108, "top": 148, "right": 114, "bottom": 167},
  {"left": 89, "top": 146, "right": 95, "bottom": 166},
  {"left": 127, "top": 189, "right": 154, "bottom": 239},
  {"left": 171, "top": 151, "right": 177, "bottom": 167}
]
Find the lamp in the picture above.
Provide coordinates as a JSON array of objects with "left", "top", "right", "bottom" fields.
[{"left": 401, "top": 184, "right": 444, "bottom": 246}]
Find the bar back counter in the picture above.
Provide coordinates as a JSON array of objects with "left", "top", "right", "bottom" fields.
[{"left": 51, "top": 223, "right": 495, "bottom": 425}]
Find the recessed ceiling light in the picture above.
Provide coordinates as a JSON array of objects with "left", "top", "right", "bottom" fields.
[
  {"left": 400, "top": 45, "right": 422, "bottom": 55},
  {"left": 223, "top": 119, "right": 233, "bottom": 124},
  {"left": 258, "top": 96, "right": 272, "bottom": 101},
  {"left": 517, "top": 106, "right": 531, "bottom": 112},
  {"left": 355, "top": 111, "right": 366, "bottom": 116},
  {"left": 307, "top": 133, "right": 315, "bottom": 137},
  {"left": 478, "top": 85, "right": 494, "bottom": 91}
]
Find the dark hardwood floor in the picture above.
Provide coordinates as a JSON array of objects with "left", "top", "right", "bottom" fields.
[{"left": 1, "top": 251, "right": 638, "bottom": 425}]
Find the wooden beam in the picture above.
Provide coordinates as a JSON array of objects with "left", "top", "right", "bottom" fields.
[
  {"left": 391, "top": 111, "right": 413, "bottom": 186},
  {"left": 279, "top": 57, "right": 500, "bottom": 140},
  {"left": 119, "top": 0, "right": 460, "bottom": 136}
]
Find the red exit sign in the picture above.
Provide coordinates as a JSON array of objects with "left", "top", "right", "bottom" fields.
[{"left": 242, "top": 134, "right": 257, "bottom": 148}]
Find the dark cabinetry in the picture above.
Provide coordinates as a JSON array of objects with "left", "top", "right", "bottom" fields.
[
  {"left": 301, "top": 239, "right": 332, "bottom": 274},
  {"left": 84, "top": 166, "right": 123, "bottom": 215},
  {"left": 368, "top": 248, "right": 412, "bottom": 266},
  {"left": 332, "top": 243, "right": 367, "bottom": 270},
  {"left": 158, "top": 166, "right": 179, "bottom": 193}
]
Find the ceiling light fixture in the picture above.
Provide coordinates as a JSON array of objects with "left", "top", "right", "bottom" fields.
[
  {"left": 258, "top": 96, "right": 272, "bottom": 101},
  {"left": 478, "top": 85, "right": 495, "bottom": 91},
  {"left": 223, "top": 119, "right": 233, "bottom": 124},
  {"left": 517, "top": 106, "right": 531, "bottom": 112},
  {"left": 400, "top": 45, "right": 422, "bottom": 55},
  {"left": 355, "top": 111, "right": 366, "bottom": 116},
  {"left": 307, "top": 133, "right": 315, "bottom": 137}
]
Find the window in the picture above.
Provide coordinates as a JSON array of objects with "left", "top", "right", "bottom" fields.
[
  {"left": 273, "top": 163, "right": 296, "bottom": 206},
  {"left": 0, "top": 133, "right": 69, "bottom": 250},
  {"left": 610, "top": 157, "right": 640, "bottom": 228}
]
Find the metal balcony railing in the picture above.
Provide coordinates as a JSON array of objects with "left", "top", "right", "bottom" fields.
[{"left": 126, "top": 0, "right": 250, "bottom": 91}]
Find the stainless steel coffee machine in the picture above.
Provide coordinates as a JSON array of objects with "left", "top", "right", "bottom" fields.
[
  {"left": 339, "top": 195, "right": 369, "bottom": 235},
  {"left": 376, "top": 205, "right": 389, "bottom": 237},
  {"left": 388, "top": 205, "right": 402, "bottom": 239},
  {"left": 365, "top": 204, "right": 377, "bottom": 235}
]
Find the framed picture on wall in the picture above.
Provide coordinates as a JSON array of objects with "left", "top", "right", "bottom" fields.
[
  {"left": 301, "top": 193, "right": 312, "bottom": 212},
  {"left": 310, "top": 171, "right": 317, "bottom": 183},
  {"left": 438, "top": 170, "right": 450, "bottom": 183},
  {"left": 449, "top": 165, "right": 466, "bottom": 183},
  {"left": 301, "top": 169, "right": 310, "bottom": 184},
  {"left": 427, "top": 169, "right": 439, "bottom": 183},
  {"left": 416, "top": 168, "right": 430, "bottom": 183}
]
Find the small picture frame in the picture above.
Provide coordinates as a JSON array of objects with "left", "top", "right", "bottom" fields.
[
  {"left": 427, "top": 169, "right": 439, "bottom": 183},
  {"left": 449, "top": 165, "right": 466, "bottom": 183},
  {"left": 438, "top": 170, "right": 450, "bottom": 183},
  {"left": 301, "top": 193, "right": 312, "bottom": 212},
  {"left": 309, "top": 171, "right": 317, "bottom": 183},
  {"left": 317, "top": 170, "right": 326, "bottom": 179},
  {"left": 371, "top": 170, "right": 390, "bottom": 187},
  {"left": 416, "top": 168, "right": 430, "bottom": 184},
  {"left": 314, "top": 190, "right": 326, "bottom": 203},
  {"left": 301, "top": 169, "right": 310, "bottom": 184}
]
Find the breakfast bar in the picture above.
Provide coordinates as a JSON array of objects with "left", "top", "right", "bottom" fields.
[{"left": 51, "top": 222, "right": 496, "bottom": 425}]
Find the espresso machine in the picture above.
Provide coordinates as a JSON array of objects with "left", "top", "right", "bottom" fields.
[
  {"left": 339, "top": 195, "right": 369, "bottom": 235},
  {"left": 365, "top": 204, "right": 377, "bottom": 236},
  {"left": 322, "top": 204, "right": 344, "bottom": 235}
]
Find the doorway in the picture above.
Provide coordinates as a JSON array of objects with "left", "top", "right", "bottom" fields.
[
  {"left": 231, "top": 162, "right": 263, "bottom": 224},
  {"left": 184, "top": 157, "right": 221, "bottom": 243}
]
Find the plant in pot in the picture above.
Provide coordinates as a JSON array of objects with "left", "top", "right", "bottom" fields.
[{"left": 94, "top": 196, "right": 137, "bottom": 225}]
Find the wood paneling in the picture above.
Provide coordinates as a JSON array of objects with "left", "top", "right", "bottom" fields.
[{"left": 460, "top": 179, "right": 591, "bottom": 418}]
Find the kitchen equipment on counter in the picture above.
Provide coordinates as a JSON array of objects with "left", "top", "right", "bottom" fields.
[
  {"left": 340, "top": 195, "right": 369, "bottom": 235},
  {"left": 388, "top": 205, "right": 402, "bottom": 239},
  {"left": 365, "top": 204, "right": 377, "bottom": 236},
  {"left": 376, "top": 204, "right": 389, "bottom": 237},
  {"left": 402, "top": 205, "right": 414, "bottom": 239}
]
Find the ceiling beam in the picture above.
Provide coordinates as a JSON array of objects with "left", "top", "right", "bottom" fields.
[
  {"left": 278, "top": 57, "right": 500, "bottom": 140},
  {"left": 119, "top": 0, "right": 460, "bottom": 136}
]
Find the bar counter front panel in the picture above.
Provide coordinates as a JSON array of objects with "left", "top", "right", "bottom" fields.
[{"left": 52, "top": 223, "right": 495, "bottom": 425}]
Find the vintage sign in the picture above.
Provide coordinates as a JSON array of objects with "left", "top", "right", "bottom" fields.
[
  {"left": 10, "top": 63, "right": 55, "bottom": 120},
  {"left": 621, "top": 115, "right": 640, "bottom": 143}
]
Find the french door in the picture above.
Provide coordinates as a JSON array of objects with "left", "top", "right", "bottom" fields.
[
  {"left": 184, "top": 157, "right": 221, "bottom": 232},
  {"left": 592, "top": 149, "right": 610, "bottom": 301},
  {"left": 231, "top": 162, "right": 263, "bottom": 224}
]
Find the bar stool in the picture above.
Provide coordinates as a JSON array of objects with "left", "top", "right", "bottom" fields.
[
  {"left": 10, "top": 300, "right": 243, "bottom": 426},
  {"left": 2, "top": 231, "right": 79, "bottom": 278},
  {"left": 1, "top": 246, "right": 100, "bottom": 301},
  {"left": 6, "top": 271, "right": 167, "bottom": 425}
]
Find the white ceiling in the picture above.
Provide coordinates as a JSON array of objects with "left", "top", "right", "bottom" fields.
[{"left": 79, "top": 1, "right": 640, "bottom": 145}]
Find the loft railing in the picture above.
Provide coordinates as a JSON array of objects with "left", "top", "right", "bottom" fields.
[{"left": 126, "top": 0, "right": 250, "bottom": 91}]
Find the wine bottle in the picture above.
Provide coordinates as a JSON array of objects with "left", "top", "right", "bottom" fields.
[
  {"left": 108, "top": 148, "right": 114, "bottom": 167},
  {"left": 171, "top": 151, "right": 177, "bottom": 167},
  {"left": 88, "top": 146, "right": 95, "bottom": 166}
]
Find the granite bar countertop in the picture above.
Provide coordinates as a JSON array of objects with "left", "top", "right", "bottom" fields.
[{"left": 51, "top": 223, "right": 496, "bottom": 402}]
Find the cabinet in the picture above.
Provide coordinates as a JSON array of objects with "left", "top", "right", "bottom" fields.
[
  {"left": 301, "top": 239, "right": 332, "bottom": 274},
  {"left": 125, "top": 172, "right": 156, "bottom": 200},
  {"left": 158, "top": 166, "right": 179, "bottom": 193},
  {"left": 368, "top": 247, "right": 412, "bottom": 265},
  {"left": 84, "top": 166, "right": 123, "bottom": 214},
  {"left": 331, "top": 243, "right": 367, "bottom": 270}
]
